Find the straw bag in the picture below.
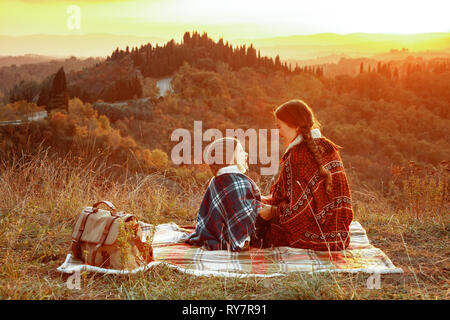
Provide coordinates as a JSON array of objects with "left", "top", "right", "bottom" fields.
[{"left": 71, "top": 200, "right": 153, "bottom": 269}]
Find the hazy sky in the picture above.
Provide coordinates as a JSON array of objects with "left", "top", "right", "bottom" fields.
[{"left": 1, "top": 0, "right": 449, "bottom": 40}]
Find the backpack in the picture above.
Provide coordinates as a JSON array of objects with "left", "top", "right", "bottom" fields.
[{"left": 71, "top": 200, "right": 153, "bottom": 270}]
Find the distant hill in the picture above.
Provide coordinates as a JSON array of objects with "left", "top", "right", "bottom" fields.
[
  {"left": 0, "top": 56, "right": 103, "bottom": 98},
  {"left": 0, "top": 54, "right": 63, "bottom": 68},
  {"left": 372, "top": 48, "right": 450, "bottom": 61},
  {"left": 231, "top": 32, "right": 450, "bottom": 60},
  {"left": 0, "top": 33, "right": 167, "bottom": 57},
  {"left": 7, "top": 31, "right": 450, "bottom": 106},
  {"left": 60, "top": 31, "right": 299, "bottom": 103},
  {"left": 284, "top": 48, "right": 450, "bottom": 77},
  {"left": 234, "top": 33, "right": 450, "bottom": 47},
  {"left": 3, "top": 32, "right": 449, "bottom": 61}
]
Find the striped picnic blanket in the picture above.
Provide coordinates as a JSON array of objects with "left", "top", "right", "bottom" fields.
[{"left": 57, "top": 221, "right": 403, "bottom": 277}]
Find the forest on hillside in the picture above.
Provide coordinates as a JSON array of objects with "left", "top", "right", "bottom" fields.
[
  {"left": 0, "top": 56, "right": 103, "bottom": 102},
  {"left": 0, "top": 31, "right": 449, "bottom": 194}
]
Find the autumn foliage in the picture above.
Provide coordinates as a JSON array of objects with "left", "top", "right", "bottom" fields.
[{"left": 0, "top": 32, "right": 449, "bottom": 193}]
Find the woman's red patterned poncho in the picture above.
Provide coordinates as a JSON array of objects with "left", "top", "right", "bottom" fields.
[{"left": 265, "top": 137, "right": 354, "bottom": 251}]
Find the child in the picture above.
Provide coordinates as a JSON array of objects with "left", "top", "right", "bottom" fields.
[{"left": 185, "top": 137, "right": 269, "bottom": 251}]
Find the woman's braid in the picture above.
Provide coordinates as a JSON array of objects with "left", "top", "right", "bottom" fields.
[{"left": 301, "top": 127, "right": 333, "bottom": 196}]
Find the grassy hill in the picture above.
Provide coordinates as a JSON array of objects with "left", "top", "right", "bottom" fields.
[{"left": 0, "top": 150, "right": 447, "bottom": 299}]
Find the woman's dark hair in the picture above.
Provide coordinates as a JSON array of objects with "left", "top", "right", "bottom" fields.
[{"left": 274, "top": 99, "right": 341, "bottom": 196}]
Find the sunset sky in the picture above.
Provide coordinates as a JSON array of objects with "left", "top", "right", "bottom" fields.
[{"left": 1, "top": 0, "right": 449, "bottom": 41}]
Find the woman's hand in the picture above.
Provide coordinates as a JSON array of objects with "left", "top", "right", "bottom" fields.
[
  {"left": 259, "top": 204, "right": 275, "bottom": 221},
  {"left": 260, "top": 194, "right": 272, "bottom": 204}
]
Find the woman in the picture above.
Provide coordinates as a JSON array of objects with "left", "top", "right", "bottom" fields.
[
  {"left": 255, "top": 99, "right": 354, "bottom": 251},
  {"left": 185, "top": 137, "right": 271, "bottom": 251}
]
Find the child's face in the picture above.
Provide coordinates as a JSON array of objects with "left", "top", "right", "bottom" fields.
[{"left": 235, "top": 142, "right": 248, "bottom": 173}]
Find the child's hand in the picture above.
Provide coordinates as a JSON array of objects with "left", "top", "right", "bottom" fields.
[{"left": 259, "top": 204, "right": 275, "bottom": 221}]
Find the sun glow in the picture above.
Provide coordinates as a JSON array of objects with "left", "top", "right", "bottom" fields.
[{"left": 1, "top": 0, "right": 449, "bottom": 39}]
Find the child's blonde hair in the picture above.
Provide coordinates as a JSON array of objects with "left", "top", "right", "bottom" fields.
[{"left": 205, "top": 137, "right": 243, "bottom": 176}]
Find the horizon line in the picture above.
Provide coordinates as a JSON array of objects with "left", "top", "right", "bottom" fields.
[{"left": 1, "top": 31, "right": 449, "bottom": 40}]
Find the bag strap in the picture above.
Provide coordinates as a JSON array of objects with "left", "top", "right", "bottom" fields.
[
  {"left": 90, "top": 215, "right": 120, "bottom": 266},
  {"left": 71, "top": 210, "right": 97, "bottom": 260},
  {"left": 73, "top": 211, "right": 95, "bottom": 243},
  {"left": 92, "top": 200, "right": 117, "bottom": 214},
  {"left": 73, "top": 201, "right": 116, "bottom": 245}
]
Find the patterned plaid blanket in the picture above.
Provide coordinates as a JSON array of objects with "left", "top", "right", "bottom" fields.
[{"left": 57, "top": 221, "right": 403, "bottom": 277}]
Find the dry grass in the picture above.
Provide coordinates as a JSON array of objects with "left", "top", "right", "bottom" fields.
[{"left": 0, "top": 150, "right": 448, "bottom": 300}]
